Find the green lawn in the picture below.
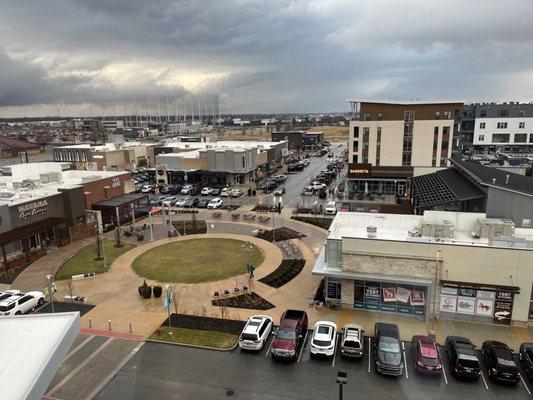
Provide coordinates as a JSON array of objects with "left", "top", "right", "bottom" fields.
[
  {"left": 149, "top": 326, "right": 237, "bottom": 349},
  {"left": 132, "top": 238, "right": 264, "bottom": 284},
  {"left": 55, "top": 240, "right": 135, "bottom": 280}
]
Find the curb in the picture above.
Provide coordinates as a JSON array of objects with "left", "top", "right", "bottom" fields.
[{"left": 146, "top": 338, "right": 239, "bottom": 352}]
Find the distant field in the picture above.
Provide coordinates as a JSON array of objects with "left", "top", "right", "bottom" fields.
[
  {"left": 309, "top": 125, "right": 348, "bottom": 140},
  {"left": 219, "top": 125, "right": 348, "bottom": 141}
]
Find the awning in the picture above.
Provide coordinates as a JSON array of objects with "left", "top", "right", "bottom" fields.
[
  {"left": 0, "top": 217, "right": 68, "bottom": 245},
  {"left": 440, "top": 279, "right": 520, "bottom": 294}
]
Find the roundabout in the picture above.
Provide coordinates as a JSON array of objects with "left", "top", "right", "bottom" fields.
[{"left": 131, "top": 238, "right": 264, "bottom": 284}]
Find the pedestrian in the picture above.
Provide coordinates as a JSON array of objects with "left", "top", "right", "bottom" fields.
[{"left": 250, "top": 264, "right": 255, "bottom": 278}]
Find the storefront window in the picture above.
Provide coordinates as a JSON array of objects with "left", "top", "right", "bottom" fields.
[{"left": 326, "top": 278, "right": 341, "bottom": 300}]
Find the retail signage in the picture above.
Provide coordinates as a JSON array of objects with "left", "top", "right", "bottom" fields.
[
  {"left": 493, "top": 300, "right": 513, "bottom": 325},
  {"left": 327, "top": 281, "right": 341, "bottom": 300},
  {"left": 475, "top": 299, "right": 494, "bottom": 316},
  {"left": 365, "top": 286, "right": 380, "bottom": 302},
  {"left": 456, "top": 296, "right": 476, "bottom": 314},
  {"left": 440, "top": 294, "right": 458, "bottom": 313},
  {"left": 457, "top": 288, "right": 476, "bottom": 297},
  {"left": 347, "top": 163, "right": 372, "bottom": 179},
  {"left": 382, "top": 287, "right": 396, "bottom": 302},
  {"left": 111, "top": 177, "right": 121, "bottom": 188},
  {"left": 396, "top": 287, "right": 411, "bottom": 304},
  {"left": 496, "top": 291, "right": 514, "bottom": 301},
  {"left": 411, "top": 292, "right": 425, "bottom": 306},
  {"left": 18, "top": 199, "right": 48, "bottom": 220},
  {"left": 441, "top": 287, "right": 458, "bottom": 295}
]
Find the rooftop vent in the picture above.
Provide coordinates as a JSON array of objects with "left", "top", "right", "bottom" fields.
[
  {"left": 492, "top": 178, "right": 496, "bottom": 184},
  {"left": 505, "top": 174, "right": 509, "bottom": 184},
  {"left": 471, "top": 218, "right": 515, "bottom": 239},
  {"left": 367, "top": 225, "right": 377, "bottom": 238}
]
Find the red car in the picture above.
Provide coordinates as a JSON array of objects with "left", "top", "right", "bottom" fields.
[{"left": 411, "top": 335, "right": 443, "bottom": 376}]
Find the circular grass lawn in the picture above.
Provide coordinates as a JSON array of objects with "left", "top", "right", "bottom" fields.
[{"left": 131, "top": 238, "right": 264, "bottom": 284}]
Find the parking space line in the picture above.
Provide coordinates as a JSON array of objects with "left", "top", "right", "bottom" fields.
[
  {"left": 520, "top": 375, "right": 532, "bottom": 395},
  {"left": 438, "top": 348, "right": 448, "bottom": 384},
  {"left": 264, "top": 329, "right": 277, "bottom": 358},
  {"left": 402, "top": 342, "right": 408, "bottom": 379},
  {"left": 297, "top": 331, "right": 309, "bottom": 363},
  {"left": 64, "top": 335, "right": 95, "bottom": 363},
  {"left": 367, "top": 337, "right": 371, "bottom": 373},
  {"left": 480, "top": 370, "right": 489, "bottom": 390},
  {"left": 331, "top": 334, "right": 340, "bottom": 368}
]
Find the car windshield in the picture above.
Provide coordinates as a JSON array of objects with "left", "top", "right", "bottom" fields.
[
  {"left": 379, "top": 338, "right": 400, "bottom": 353},
  {"left": 241, "top": 333, "right": 258, "bottom": 341},
  {"left": 276, "top": 330, "right": 296, "bottom": 340},
  {"left": 343, "top": 340, "right": 360, "bottom": 348},
  {"left": 313, "top": 339, "right": 331, "bottom": 347}
]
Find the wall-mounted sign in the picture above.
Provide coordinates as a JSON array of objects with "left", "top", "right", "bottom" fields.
[
  {"left": 411, "top": 291, "right": 425, "bottom": 306},
  {"left": 111, "top": 177, "right": 121, "bottom": 188},
  {"left": 440, "top": 294, "right": 457, "bottom": 313},
  {"left": 493, "top": 300, "right": 513, "bottom": 325},
  {"left": 18, "top": 199, "right": 48, "bottom": 220},
  {"left": 347, "top": 163, "right": 372, "bottom": 179},
  {"left": 382, "top": 287, "right": 397, "bottom": 302},
  {"left": 456, "top": 296, "right": 476, "bottom": 315},
  {"left": 475, "top": 299, "right": 494, "bottom": 316}
]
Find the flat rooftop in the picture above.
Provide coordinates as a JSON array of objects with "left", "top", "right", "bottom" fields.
[
  {"left": 329, "top": 210, "right": 533, "bottom": 248},
  {"left": 346, "top": 99, "right": 463, "bottom": 105},
  {"left": 162, "top": 140, "right": 286, "bottom": 152}
]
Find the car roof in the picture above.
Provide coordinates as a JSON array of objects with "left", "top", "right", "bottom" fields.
[
  {"left": 413, "top": 336, "right": 438, "bottom": 358},
  {"left": 0, "top": 293, "right": 24, "bottom": 305}
]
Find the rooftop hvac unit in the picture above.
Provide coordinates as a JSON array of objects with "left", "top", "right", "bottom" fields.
[
  {"left": 471, "top": 218, "right": 515, "bottom": 239},
  {"left": 22, "top": 179, "right": 40, "bottom": 188},
  {"left": 489, "top": 236, "right": 533, "bottom": 249},
  {"left": 81, "top": 175, "right": 101, "bottom": 183},
  {"left": 415, "top": 220, "right": 455, "bottom": 238},
  {"left": 39, "top": 172, "right": 61, "bottom": 184}
]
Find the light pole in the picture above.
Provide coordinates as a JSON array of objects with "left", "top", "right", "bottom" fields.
[
  {"left": 430, "top": 247, "right": 442, "bottom": 337},
  {"left": 148, "top": 211, "right": 154, "bottom": 241},
  {"left": 46, "top": 274, "right": 55, "bottom": 313},
  {"left": 164, "top": 284, "right": 173, "bottom": 335},
  {"left": 336, "top": 371, "right": 347, "bottom": 400}
]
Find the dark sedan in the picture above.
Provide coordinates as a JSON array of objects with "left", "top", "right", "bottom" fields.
[
  {"left": 411, "top": 335, "right": 442, "bottom": 376},
  {"left": 520, "top": 342, "right": 533, "bottom": 381},
  {"left": 183, "top": 198, "right": 199, "bottom": 208},
  {"left": 482, "top": 340, "right": 520, "bottom": 384}
]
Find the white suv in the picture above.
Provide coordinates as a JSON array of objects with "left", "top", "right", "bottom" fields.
[
  {"left": 325, "top": 201, "right": 337, "bottom": 215},
  {"left": 207, "top": 198, "right": 223, "bottom": 209},
  {"left": 0, "top": 289, "right": 21, "bottom": 302},
  {"left": 0, "top": 291, "right": 45, "bottom": 316},
  {"left": 238, "top": 315, "right": 273, "bottom": 351},
  {"left": 220, "top": 188, "right": 231, "bottom": 197},
  {"left": 310, "top": 321, "right": 337, "bottom": 357}
]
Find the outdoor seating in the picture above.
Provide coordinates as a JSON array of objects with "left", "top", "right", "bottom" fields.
[
  {"left": 234, "top": 287, "right": 240, "bottom": 293},
  {"left": 212, "top": 211, "right": 221, "bottom": 218},
  {"left": 231, "top": 213, "right": 240, "bottom": 220},
  {"left": 213, "top": 291, "right": 220, "bottom": 297},
  {"left": 223, "top": 289, "right": 230, "bottom": 296},
  {"left": 241, "top": 285, "right": 248, "bottom": 292}
]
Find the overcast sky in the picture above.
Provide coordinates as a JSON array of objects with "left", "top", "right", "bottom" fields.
[{"left": 1, "top": 0, "right": 532, "bottom": 117}]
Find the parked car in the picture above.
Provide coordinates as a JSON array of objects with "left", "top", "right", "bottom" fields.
[
  {"left": 141, "top": 185, "right": 152, "bottom": 193},
  {"left": 311, "top": 181, "right": 326, "bottom": 191},
  {"left": 310, "top": 321, "right": 337, "bottom": 357},
  {"left": 207, "top": 198, "right": 223, "bottom": 209},
  {"left": 174, "top": 198, "right": 187, "bottom": 207},
  {"left": 271, "top": 309, "right": 308, "bottom": 361},
  {"left": 161, "top": 197, "right": 176, "bottom": 207},
  {"left": 374, "top": 323, "right": 404, "bottom": 376},
  {"left": 482, "top": 340, "right": 520, "bottom": 384},
  {"left": 220, "top": 188, "right": 231, "bottom": 197},
  {"left": 210, "top": 187, "right": 221, "bottom": 196},
  {"left": 0, "top": 291, "right": 45, "bottom": 315},
  {"left": 340, "top": 323, "right": 364, "bottom": 359},
  {"left": 520, "top": 343, "right": 533, "bottom": 381},
  {"left": 171, "top": 185, "right": 183, "bottom": 194},
  {"left": 303, "top": 186, "right": 314, "bottom": 196},
  {"left": 445, "top": 336, "right": 481, "bottom": 379},
  {"left": 180, "top": 185, "right": 192, "bottom": 195},
  {"left": 160, "top": 186, "right": 172, "bottom": 194},
  {"left": 325, "top": 201, "right": 337, "bottom": 215},
  {"left": 273, "top": 187, "right": 286, "bottom": 197},
  {"left": 368, "top": 208, "right": 379, "bottom": 213},
  {"left": 288, "top": 163, "right": 304, "bottom": 172},
  {"left": 310, "top": 203, "right": 323, "bottom": 215},
  {"left": 189, "top": 187, "right": 200, "bottom": 196},
  {"left": 182, "top": 197, "right": 198, "bottom": 208},
  {"left": 230, "top": 188, "right": 244, "bottom": 197},
  {"left": 238, "top": 315, "right": 273, "bottom": 351},
  {"left": 340, "top": 203, "right": 350, "bottom": 212},
  {"left": 0, "top": 290, "right": 21, "bottom": 302},
  {"left": 201, "top": 187, "right": 211, "bottom": 196},
  {"left": 260, "top": 180, "right": 277, "bottom": 192},
  {"left": 272, "top": 174, "right": 287, "bottom": 183},
  {"left": 196, "top": 199, "right": 210, "bottom": 208},
  {"left": 411, "top": 335, "right": 442, "bottom": 376},
  {"left": 355, "top": 205, "right": 365, "bottom": 213}
]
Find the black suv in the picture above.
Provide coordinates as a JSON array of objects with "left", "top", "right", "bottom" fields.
[
  {"left": 373, "top": 323, "right": 404, "bottom": 376},
  {"left": 482, "top": 340, "right": 520, "bottom": 384},
  {"left": 520, "top": 342, "right": 533, "bottom": 381},
  {"left": 445, "top": 336, "right": 481, "bottom": 379}
]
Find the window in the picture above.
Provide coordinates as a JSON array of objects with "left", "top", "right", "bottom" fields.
[
  {"left": 377, "top": 113, "right": 383, "bottom": 121},
  {"left": 478, "top": 134, "right": 485, "bottom": 141},
  {"left": 352, "top": 141, "right": 359, "bottom": 152},
  {"left": 435, "top": 111, "right": 440, "bottom": 120},
  {"left": 499, "top": 109, "right": 509, "bottom": 117},
  {"left": 404, "top": 110, "right": 415, "bottom": 123},
  {"left": 242, "top": 157, "right": 246, "bottom": 168},
  {"left": 363, "top": 113, "right": 370, "bottom": 121},
  {"left": 353, "top": 126, "right": 359, "bottom": 138},
  {"left": 352, "top": 155, "right": 358, "bottom": 163},
  {"left": 520, "top": 109, "right": 526, "bottom": 117},
  {"left": 515, "top": 134, "right": 527, "bottom": 143},
  {"left": 480, "top": 110, "right": 487, "bottom": 117},
  {"left": 530, "top": 134, "right": 533, "bottom": 143},
  {"left": 443, "top": 126, "right": 450, "bottom": 136},
  {"left": 403, "top": 140, "right": 412, "bottom": 151},
  {"left": 444, "top": 111, "right": 451, "bottom": 119},
  {"left": 492, "top": 134, "right": 510, "bottom": 143},
  {"left": 519, "top": 122, "right": 526, "bottom": 129},
  {"left": 480, "top": 122, "right": 486, "bottom": 129},
  {"left": 497, "top": 122, "right": 508, "bottom": 129},
  {"left": 402, "top": 153, "right": 411, "bottom": 166},
  {"left": 363, "top": 127, "right": 369, "bottom": 135},
  {"left": 404, "top": 124, "right": 413, "bottom": 136}
]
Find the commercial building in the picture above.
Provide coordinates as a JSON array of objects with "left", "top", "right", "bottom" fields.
[
  {"left": 313, "top": 210, "right": 533, "bottom": 326},
  {"left": 461, "top": 102, "right": 533, "bottom": 156},
  {"left": 412, "top": 158, "right": 533, "bottom": 227},
  {"left": 0, "top": 136, "right": 41, "bottom": 158},
  {"left": 153, "top": 140, "right": 288, "bottom": 185},
  {"left": 0, "top": 162, "right": 132, "bottom": 271},
  {"left": 271, "top": 131, "right": 324, "bottom": 151},
  {"left": 82, "top": 119, "right": 124, "bottom": 131},
  {"left": 345, "top": 100, "right": 463, "bottom": 197}
]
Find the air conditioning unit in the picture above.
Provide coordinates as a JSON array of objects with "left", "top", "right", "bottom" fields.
[
  {"left": 471, "top": 218, "right": 515, "bottom": 239},
  {"left": 156, "top": 164, "right": 168, "bottom": 184},
  {"left": 415, "top": 220, "right": 455, "bottom": 238}
]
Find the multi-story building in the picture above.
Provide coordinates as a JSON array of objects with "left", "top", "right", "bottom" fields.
[
  {"left": 271, "top": 131, "right": 324, "bottom": 151},
  {"left": 346, "top": 100, "right": 463, "bottom": 196},
  {"left": 462, "top": 102, "right": 533, "bottom": 156},
  {"left": 82, "top": 119, "right": 124, "bottom": 132}
]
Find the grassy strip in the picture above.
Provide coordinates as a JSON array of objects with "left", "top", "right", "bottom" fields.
[
  {"left": 150, "top": 326, "right": 237, "bottom": 349},
  {"left": 291, "top": 216, "right": 333, "bottom": 230},
  {"left": 55, "top": 240, "right": 135, "bottom": 280}
]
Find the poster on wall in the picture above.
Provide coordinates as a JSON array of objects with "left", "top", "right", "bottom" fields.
[
  {"left": 493, "top": 300, "right": 513, "bottom": 325},
  {"left": 457, "top": 288, "right": 476, "bottom": 297},
  {"left": 440, "top": 295, "right": 457, "bottom": 313},
  {"left": 382, "top": 287, "right": 397, "bottom": 303},
  {"left": 476, "top": 290, "right": 496, "bottom": 300},
  {"left": 396, "top": 287, "right": 411, "bottom": 304},
  {"left": 456, "top": 296, "right": 476, "bottom": 314},
  {"left": 441, "top": 287, "right": 458, "bottom": 296},
  {"left": 475, "top": 299, "right": 494, "bottom": 316},
  {"left": 410, "top": 291, "right": 425, "bottom": 306},
  {"left": 365, "top": 286, "right": 380, "bottom": 303}
]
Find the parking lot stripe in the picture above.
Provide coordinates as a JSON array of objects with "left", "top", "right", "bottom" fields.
[
  {"left": 402, "top": 342, "right": 408, "bottom": 379},
  {"left": 331, "top": 334, "right": 340, "bottom": 368},
  {"left": 367, "top": 337, "right": 371, "bottom": 373},
  {"left": 520, "top": 375, "right": 532, "bottom": 395},
  {"left": 64, "top": 335, "right": 95, "bottom": 363},
  {"left": 297, "top": 331, "right": 309, "bottom": 363},
  {"left": 480, "top": 370, "right": 489, "bottom": 390},
  {"left": 264, "top": 329, "right": 277, "bottom": 358},
  {"left": 438, "top": 348, "right": 448, "bottom": 384}
]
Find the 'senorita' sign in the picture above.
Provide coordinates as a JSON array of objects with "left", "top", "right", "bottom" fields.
[{"left": 18, "top": 199, "right": 48, "bottom": 220}]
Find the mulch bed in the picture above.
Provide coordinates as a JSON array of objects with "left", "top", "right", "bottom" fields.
[
  {"left": 221, "top": 205, "right": 240, "bottom": 211},
  {"left": 258, "top": 259, "right": 306, "bottom": 288},
  {"left": 252, "top": 204, "right": 278, "bottom": 212},
  {"left": 291, "top": 216, "right": 333, "bottom": 230},
  {"left": 0, "top": 265, "right": 28, "bottom": 284},
  {"left": 255, "top": 227, "right": 306, "bottom": 242},
  {"left": 212, "top": 292, "right": 275, "bottom": 311},
  {"left": 162, "top": 313, "right": 245, "bottom": 334},
  {"left": 172, "top": 220, "right": 207, "bottom": 235},
  {"left": 37, "top": 301, "right": 95, "bottom": 316}
]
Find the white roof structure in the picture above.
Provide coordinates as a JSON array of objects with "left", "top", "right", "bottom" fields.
[{"left": 0, "top": 312, "right": 80, "bottom": 400}]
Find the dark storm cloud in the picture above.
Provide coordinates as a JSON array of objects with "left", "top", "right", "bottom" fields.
[{"left": 0, "top": 0, "right": 533, "bottom": 116}]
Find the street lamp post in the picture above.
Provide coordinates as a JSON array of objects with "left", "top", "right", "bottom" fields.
[
  {"left": 430, "top": 247, "right": 443, "bottom": 337},
  {"left": 46, "top": 274, "right": 55, "bottom": 313},
  {"left": 165, "top": 284, "right": 173, "bottom": 335},
  {"left": 148, "top": 211, "right": 154, "bottom": 241},
  {"left": 336, "top": 371, "right": 347, "bottom": 400}
]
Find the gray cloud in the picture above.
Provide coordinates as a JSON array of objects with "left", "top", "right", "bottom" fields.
[{"left": 1, "top": 0, "right": 533, "bottom": 117}]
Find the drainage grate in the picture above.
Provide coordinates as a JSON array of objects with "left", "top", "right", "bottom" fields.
[{"left": 225, "top": 389, "right": 235, "bottom": 396}]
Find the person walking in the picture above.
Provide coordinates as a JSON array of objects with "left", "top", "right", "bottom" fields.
[{"left": 249, "top": 264, "right": 255, "bottom": 278}]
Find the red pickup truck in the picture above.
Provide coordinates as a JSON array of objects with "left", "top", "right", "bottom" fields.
[{"left": 271, "top": 309, "right": 308, "bottom": 361}]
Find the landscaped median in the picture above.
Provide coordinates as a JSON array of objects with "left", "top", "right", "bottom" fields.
[
  {"left": 148, "top": 314, "right": 245, "bottom": 350},
  {"left": 55, "top": 240, "right": 136, "bottom": 280}
]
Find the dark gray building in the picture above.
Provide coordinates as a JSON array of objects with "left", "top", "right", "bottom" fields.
[{"left": 271, "top": 130, "right": 324, "bottom": 151}]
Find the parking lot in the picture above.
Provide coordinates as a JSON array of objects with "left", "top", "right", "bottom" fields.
[{"left": 94, "top": 329, "right": 532, "bottom": 400}]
